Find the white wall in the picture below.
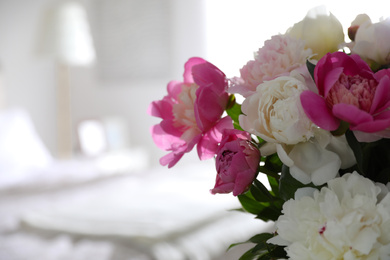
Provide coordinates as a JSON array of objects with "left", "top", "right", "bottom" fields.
[{"left": 0, "top": 0, "right": 58, "bottom": 153}]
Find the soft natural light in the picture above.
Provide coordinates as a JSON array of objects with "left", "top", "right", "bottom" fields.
[{"left": 204, "top": 0, "right": 387, "bottom": 77}]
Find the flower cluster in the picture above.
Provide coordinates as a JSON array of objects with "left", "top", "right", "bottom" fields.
[{"left": 149, "top": 6, "right": 390, "bottom": 259}]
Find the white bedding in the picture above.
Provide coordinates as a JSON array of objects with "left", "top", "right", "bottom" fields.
[
  {"left": 0, "top": 161, "right": 272, "bottom": 260},
  {"left": 19, "top": 162, "right": 272, "bottom": 260},
  {"left": 0, "top": 109, "right": 273, "bottom": 259}
]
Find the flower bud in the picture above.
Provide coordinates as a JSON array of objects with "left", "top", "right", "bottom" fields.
[{"left": 211, "top": 129, "right": 260, "bottom": 196}]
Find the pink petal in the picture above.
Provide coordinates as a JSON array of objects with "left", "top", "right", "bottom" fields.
[
  {"left": 332, "top": 104, "right": 373, "bottom": 126},
  {"left": 167, "top": 80, "right": 183, "bottom": 99},
  {"left": 314, "top": 53, "right": 332, "bottom": 96},
  {"left": 350, "top": 110, "right": 390, "bottom": 132},
  {"left": 159, "top": 119, "right": 182, "bottom": 137},
  {"left": 370, "top": 74, "right": 390, "bottom": 114},
  {"left": 347, "top": 54, "right": 372, "bottom": 73},
  {"left": 353, "top": 131, "right": 384, "bottom": 142},
  {"left": 323, "top": 67, "right": 343, "bottom": 98},
  {"left": 197, "top": 117, "right": 233, "bottom": 160},
  {"left": 194, "top": 87, "right": 228, "bottom": 131},
  {"left": 233, "top": 169, "right": 255, "bottom": 196},
  {"left": 150, "top": 125, "right": 184, "bottom": 150},
  {"left": 160, "top": 152, "right": 184, "bottom": 168},
  {"left": 183, "top": 57, "right": 206, "bottom": 83},
  {"left": 211, "top": 182, "right": 235, "bottom": 195},
  {"left": 300, "top": 90, "right": 340, "bottom": 131},
  {"left": 351, "top": 119, "right": 390, "bottom": 133},
  {"left": 375, "top": 68, "right": 390, "bottom": 81},
  {"left": 192, "top": 62, "right": 227, "bottom": 95},
  {"left": 374, "top": 109, "right": 390, "bottom": 120},
  {"left": 147, "top": 100, "right": 173, "bottom": 119}
]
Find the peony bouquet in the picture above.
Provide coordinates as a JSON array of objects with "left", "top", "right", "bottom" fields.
[{"left": 148, "top": 6, "right": 390, "bottom": 260}]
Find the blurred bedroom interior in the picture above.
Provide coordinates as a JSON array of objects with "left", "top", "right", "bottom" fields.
[{"left": 0, "top": 0, "right": 384, "bottom": 259}]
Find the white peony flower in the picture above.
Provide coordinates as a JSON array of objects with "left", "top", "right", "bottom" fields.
[
  {"left": 286, "top": 6, "right": 344, "bottom": 60},
  {"left": 277, "top": 129, "right": 356, "bottom": 186},
  {"left": 239, "top": 71, "right": 315, "bottom": 145},
  {"left": 269, "top": 173, "right": 390, "bottom": 260},
  {"left": 351, "top": 15, "right": 390, "bottom": 66}
]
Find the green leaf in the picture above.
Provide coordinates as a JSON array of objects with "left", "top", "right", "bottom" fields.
[
  {"left": 345, "top": 129, "right": 390, "bottom": 184},
  {"left": 268, "top": 245, "right": 288, "bottom": 259},
  {"left": 306, "top": 59, "right": 316, "bottom": 81},
  {"left": 279, "top": 165, "right": 320, "bottom": 201},
  {"left": 250, "top": 179, "right": 274, "bottom": 202},
  {"left": 237, "top": 233, "right": 287, "bottom": 260},
  {"left": 267, "top": 175, "right": 280, "bottom": 197},
  {"left": 345, "top": 130, "right": 364, "bottom": 174},
  {"left": 226, "top": 95, "right": 243, "bottom": 131},
  {"left": 259, "top": 153, "right": 282, "bottom": 179},
  {"left": 238, "top": 191, "right": 267, "bottom": 215},
  {"left": 255, "top": 207, "right": 281, "bottom": 222},
  {"left": 249, "top": 233, "right": 274, "bottom": 244},
  {"left": 238, "top": 248, "right": 261, "bottom": 260}
]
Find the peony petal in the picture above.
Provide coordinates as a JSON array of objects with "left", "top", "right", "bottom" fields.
[
  {"left": 294, "top": 187, "right": 317, "bottom": 200},
  {"left": 348, "top": 53, "right": 372, "bottom": 72},
  {"left": 347, "top": 109, "right": 390, "bottom": 133},
  {"left": 194, "top": 87, "right": 228, "bottom": 131},
  {"left": 160, "top": 152, "right": 184, "bottom": 168},
  {"left": 288, "top": 141, "right": 341, "bottom": 185},
  {"left": 197, "top": 117, "right": 234, "bottom": 160},
  {"left": 350, "top": 117, "right": 390, "bottom": 133},
  {"left": 310, "top": 155, "right": 340, "bottom": 186},
  {"left": 147, "top": 99, "right": 173, "bottom": 119},
  {"left": 332, "top": 103, "right": 373, "bottom": 126},
  {"left": 167, "top": 80, "right": 184, "bottom": 99},
  {"left": 210, "top": 182, "right": 235, "bottom": 195},
  {"left": 326, "top": 135, "right": 356, "bottom": 169},
  {"left": 300, "top": 90, "right": 339, "bottom": 131},
  {"left": 192, "top": 62, "right": 227, "bottom": 95},
  {"left": 323, "top": 67, "right": 343, "bottom": 97},
  {"left": 353, "top": 131, "right": 384, "bottom": 142},
  {"left": 150, "top": 125, "right": 184, "bottom": 150},
  {"left": 314, "top": 53, "right": 332, "bottom": 96},
  {"left": 260, "top": 142, "right": 277, "bottom": 156},
  {"left": 183, "top": 57, "right": 206, "bottom": 83},
  {"left": 276, "top": 144, "right": 294, "bottom": 167},
  {"left": 233, "top": 169, "right": 256, "bottom": 196},
  {"left": 370, "top": 74, "right": 390, "bottom": 114},
  {"left": 290, "top": 166, "right": 312, "bottom": 184}
]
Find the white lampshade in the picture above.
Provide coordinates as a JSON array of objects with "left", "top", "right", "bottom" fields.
[{"left": 37, "top": 0, "right": 95, "bottom": 66}]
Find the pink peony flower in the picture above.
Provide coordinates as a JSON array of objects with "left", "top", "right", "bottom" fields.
[
  {"left": 211, "top": 129, "right": 260, "bottom": 196},
  {"left": 229, "top": 35, "right": 312, "bottom": 97},
  {"left": 301, "top": 52, "right": 390, "bottom": 141},
  {"left": 148, "top": 57, "right": 233, "bottom": 168}
]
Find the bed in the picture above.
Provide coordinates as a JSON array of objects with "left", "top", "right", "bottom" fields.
[{"left": 0, "top": 109, "right": 273, "bottom": 260}]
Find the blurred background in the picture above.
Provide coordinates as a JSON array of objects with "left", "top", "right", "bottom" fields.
[
  {"left": 0, "top": 0, "right": 386, "bottom": 259},
  {"left": 0, "top": 0, "right": 385, "bottom": 164}
]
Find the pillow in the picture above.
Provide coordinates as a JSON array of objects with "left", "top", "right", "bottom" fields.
[{"left": 0, "top": 108, "right": 52, "bottom": 176}]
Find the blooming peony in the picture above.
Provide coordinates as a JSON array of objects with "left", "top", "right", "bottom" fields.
[
  {"left": 229, "top": 35, "right": 312, "bottom": 97},
  {"left": 239, "top": 71, "right": 315, "bottom": 145},
  {"left": 148, "top": 57, "right": 232, "bottom": 167},
  {"left": 286, "top": 6, "right": 344, "bottom": 59},
  {"left": 350, "top": 15, "right": 390, "bottom": 66},
  {"left": 301, "top": 52, "right": 390, "bottom": 142},
  {"left": 269, "top": 172, "right": 390, "bottom": 259},
  {"left": 276, "top": 129, "right": 356, "bottom": 186},
  {"left": 211, "top": 129, "right": 260, "bottom": 196}
]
